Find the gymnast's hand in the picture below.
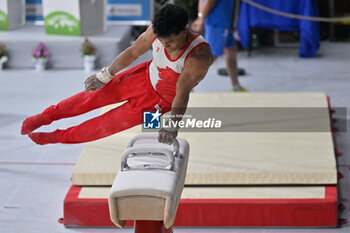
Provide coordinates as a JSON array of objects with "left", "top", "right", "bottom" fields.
[
  {"left": 84, "top": 74, "right": 105, "bottom": 93},
  {"left": 158, "top": 128, "right": 178, "bottom": 145}
]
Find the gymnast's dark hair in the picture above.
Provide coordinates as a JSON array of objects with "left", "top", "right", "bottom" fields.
[{"left": 152, "top": 4, "right": 188, "bottom": 38}]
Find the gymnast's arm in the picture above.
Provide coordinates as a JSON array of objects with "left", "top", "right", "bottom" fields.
[
  {"left": 158, "top": 43, "right": 213, "bottom": 144},
  {"left": 84, "top": 25, "right": 155, "bottom": 93}
]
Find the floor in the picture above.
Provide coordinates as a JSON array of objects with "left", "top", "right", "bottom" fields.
[{"left": 0, "top": 42, "right": 349, "bottom": 233}]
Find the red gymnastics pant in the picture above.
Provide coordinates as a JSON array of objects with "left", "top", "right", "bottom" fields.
[{"left": 40, "top": 61, "right": 171, "bottom": 144}]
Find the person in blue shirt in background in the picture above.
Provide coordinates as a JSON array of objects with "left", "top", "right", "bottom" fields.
[{"left": 192, "top": 0, "right": 246, "bottom": 92}]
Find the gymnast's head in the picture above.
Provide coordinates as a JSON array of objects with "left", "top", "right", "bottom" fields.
[{"left": 152, "top": 4, "right": 189, "bottom": 52}]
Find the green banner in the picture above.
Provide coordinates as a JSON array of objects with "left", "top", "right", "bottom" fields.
[
  {"left": 44, "top": 11, "right": 80, "bottom": 36},
  {"left": 0, "top": 10, "right": 8, "bottom": 30}
]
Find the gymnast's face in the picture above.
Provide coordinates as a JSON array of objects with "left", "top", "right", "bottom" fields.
[{"left": 158, "top": 30, "right": 187, "bottom": 53}]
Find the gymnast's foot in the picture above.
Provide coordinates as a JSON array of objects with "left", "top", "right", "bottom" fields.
[
  {"left": 21, "top": 114, "right": 45, "bottom": 135},
  {"left": 231, "top": 84, "right": 247, "bottom": 93},
  {"left": 28, "top": 131, "right": 59, "bottom": 145}
]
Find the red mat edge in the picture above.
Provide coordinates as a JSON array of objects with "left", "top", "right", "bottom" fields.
[{"left": 63, "top": 185, "right": 338, "bottom": 227}]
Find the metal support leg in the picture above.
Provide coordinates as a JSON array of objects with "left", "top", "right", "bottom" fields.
[
  {"left": 134, "top": 220, "right": 173, "bottom": 233},
  {"left": 329, "top": 0, "right": 335, "bottom": 41}
]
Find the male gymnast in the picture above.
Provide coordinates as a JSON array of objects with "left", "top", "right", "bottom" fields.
[{"left": 21, "top": 4, "right": 213, "bottom": 145}]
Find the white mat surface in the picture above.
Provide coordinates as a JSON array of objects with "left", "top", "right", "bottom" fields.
[
  {"left": 79, "top": 186, "right": 326, "bottom": 199},
  {"left": 72, "top": 93, "right": 337, "bottom": 185}
]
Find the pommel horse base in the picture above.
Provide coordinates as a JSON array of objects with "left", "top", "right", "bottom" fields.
[{"left": 108, "top": 134, "right": 190, "bottom": 233}]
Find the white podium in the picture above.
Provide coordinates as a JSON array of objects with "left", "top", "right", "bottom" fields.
[{"left": 42, "top": 0, "right": 107, "bottom": 36}]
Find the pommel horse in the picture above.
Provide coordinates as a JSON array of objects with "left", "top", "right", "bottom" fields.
[{"left": 108, "top": 134, "right": 190, "bottom": 233}]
